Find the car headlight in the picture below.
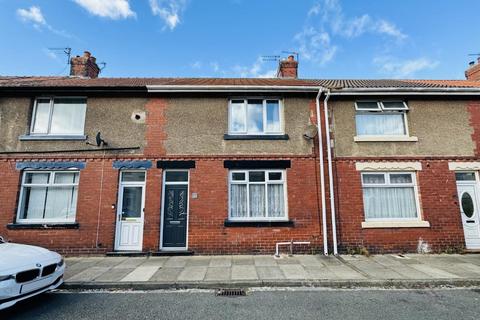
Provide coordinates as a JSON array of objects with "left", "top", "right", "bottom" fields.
[
  {"left": 0, "top": 275, "right": 13, "bottom": 282},
  {"left": 57, "top": 258, "right": 64, "bottom": 267}
]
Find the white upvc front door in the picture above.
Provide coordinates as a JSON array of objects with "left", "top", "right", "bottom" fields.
[
  {"left": 456, "top": 174, "right": 480, "bottom": 249},
  {"left": 115, "top": 171, "right": 146, "bottom": 251}
]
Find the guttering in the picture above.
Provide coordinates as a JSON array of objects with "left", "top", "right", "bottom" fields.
[
  {"left": 315, "top": 87, "right": 328, "bottom": 256},
  {"left": 323, "top": 89, "right": 338, "bottom": 255},
  {"left": 147, "top": 85, "right": 320, "bottom": 93},
  {"left": 329, "top": 87, "right": 480, "bottom": 95}
]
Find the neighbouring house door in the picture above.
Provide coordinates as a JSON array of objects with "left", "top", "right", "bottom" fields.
[
  {"left": 161, "top": 171, "right": 189, "bottom": 250},
  {"left": 456, "top": 178, "right": 480, "bottom": 249},
  {"left": 115, "top": 171, "right": 146, "bottom": 251}
]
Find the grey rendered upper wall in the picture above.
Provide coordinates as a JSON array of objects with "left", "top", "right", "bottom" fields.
[
  {"left": 164, "top": 96, "right": 315, "bottom": 155},
  {"left": 332, "top": 99, "right": 476, "bottom": 157},
  {"left": 0, "top": 97, "right": 147, "bottom": 153}
]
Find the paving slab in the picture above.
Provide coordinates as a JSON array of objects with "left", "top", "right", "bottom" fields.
[
  {"left": 177, "top": 266, "right": 208, "bottom": 281},
  {"left": 67, "top": 267, "right": 111, "bottom": 282},
  {"left": 140, "top": 257, "right": 169, "bottom": 267},
  {"left": 350, "top": 261, "right": 404, "bottom": 280},
  {"left": 186, "top": 256, "right": 211, "bottom": 267},
  {"left": 409, "top": 264, "right": 460, "bottom": 278},
  {"left": 326, "top": 265, "right": 366, "bottom": 280},
  {"left": 205, "top": 267, "right": 231, "bottom": 281},
  {"left": 150, "top": 268, "right": 182, "bottom": 282},
  {"left": 297, "top": 255, "right": 323, "bottom": 267},
  {"left": 113, "top": 257, "right": 147, "bottom": 269},
  {"left": 232, "top": 256, "right": 254, "bottom": 265},
  {"left": 276, "top": 257, "right": 300, "bottom": 265},
  {"left": 280, "top": 265, "right": 306, "bottom": 280},
  {"left": 305, "top": 266, "right": 335, "bottom": 280},
  {"left": 93, "top": 257, "right": 127, "bottom": 267},
  {"left": 254, "top": 256, "right": 277, "bottom": 267},
  {"left": 94, "top": 268, "right": 135, "bottom": 282},
  {"left": 121, "top": 266, "right": 160, "bottom": 282},
  {"left": 256, "top": 266, "right": 285, "bottom": 280},
  {"left": 209, "top": 256, "right": 232, "bottom": 267},
  {"left": 231, "top": 265, "right": 258, "bottom": 280},
  {"left": 163, "top": 256, "right": 188, "bottom": 268}
]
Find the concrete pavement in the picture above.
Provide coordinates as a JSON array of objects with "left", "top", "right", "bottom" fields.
[{"left": 62, "top": 254, "right": 480, "bottom": 289}]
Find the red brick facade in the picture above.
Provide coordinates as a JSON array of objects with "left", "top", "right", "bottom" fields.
[
  {"left": 334, "top": 159, "right": 466, "bottom": 253},
  {"left": 0, "top": 156, "right": 322, "bottom": 255}
]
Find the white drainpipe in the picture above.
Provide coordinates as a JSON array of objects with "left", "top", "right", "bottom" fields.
[
  {"left": 323, "top": 90, "right": 338, "bottom": 255},
  {"left": 315, "top": 88, "right": 328, "bottom": 255}
]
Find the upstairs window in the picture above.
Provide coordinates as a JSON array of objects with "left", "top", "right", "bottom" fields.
[
  {"left": 229, "top": 99, "right": 283, "bottom": 135},
  {"left": 31, "top": 97, "right": 87, "bottom": 136},
  {"left": 355, "top": 101, "right": 409, "bottom": 137}
]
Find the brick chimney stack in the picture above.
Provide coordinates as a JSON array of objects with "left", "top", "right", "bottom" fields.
[
  {"left": 277, "top": 55, "right": 298, "bottom": 79},
  {"left": 465, "top": 57, "right": 480, "bottom": 81},
  {"left": 70, "top": 51, "right": 100, "bottom": 78}
]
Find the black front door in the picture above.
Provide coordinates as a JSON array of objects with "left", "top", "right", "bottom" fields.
[{"left": 162, "top": 184, "right": 188, "bottom": 248}]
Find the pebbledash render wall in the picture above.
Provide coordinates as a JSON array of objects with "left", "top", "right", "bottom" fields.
[
  {"left": 0, "top": 94, "right": 325, "bottom": 255},
  {"left": 330, "top": 98, "right": 480, "bottom": 253}
]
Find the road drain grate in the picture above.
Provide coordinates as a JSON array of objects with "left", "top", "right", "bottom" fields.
[{"left": 215, "top": 288, "right": 247, "bottom": 297}]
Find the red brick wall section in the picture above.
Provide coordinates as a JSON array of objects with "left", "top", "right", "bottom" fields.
[
  {"left": 187, "top": 158, "right": 322, "bottom": 254},
  {"left": 335, "top": 160, "right": 465, "bottom": 253},
  {"left": 0, "top": 157, "right": 323, "bottom": 255},
  {"left": 144, "top": 98, "right": 168, "bottom": 156}
]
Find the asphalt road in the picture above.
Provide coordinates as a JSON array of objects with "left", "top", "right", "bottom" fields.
[{"left": 1, "top": 288, "right": 480, "bottom": 320}]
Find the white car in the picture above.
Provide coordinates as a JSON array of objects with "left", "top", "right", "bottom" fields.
[{"left": 0, "top": 236, "right": 65, "bottom": 310}]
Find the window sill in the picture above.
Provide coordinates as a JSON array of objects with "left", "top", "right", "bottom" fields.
[
  {"left": 7, "top": 223, "right": 79, "bottom": 230},
  {"left": 19, "top": 135, "right": 87, "bottom": 141},
  {"left": 354, "top": 136, "right": 418, "bottom": 142},
  {"left": 223, "top": 134, "right": 289, "bottom": 141},
  {"left": 224, "top": 219, "right": 294, "bottom": 227},
  {"left": 361, "top": 220, "right": 430, "bottom": 229}
]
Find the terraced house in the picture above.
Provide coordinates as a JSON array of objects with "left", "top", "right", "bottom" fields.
[{"left": 1, "top": 52, "right": 480, "bottom": 255}]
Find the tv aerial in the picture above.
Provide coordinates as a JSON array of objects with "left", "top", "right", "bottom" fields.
[{"left": 48, "top": 47, "right": 72, "bottom": 65}]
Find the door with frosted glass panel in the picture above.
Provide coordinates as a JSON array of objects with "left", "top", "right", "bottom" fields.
[
  {"left": 115, "top": 171, "right": 146, "bottom": 251},
  {"left": 455, "top": 172, "right": 480, "bottom": 249}
]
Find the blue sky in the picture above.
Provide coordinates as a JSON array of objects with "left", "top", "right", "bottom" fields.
[{"left": 0, "top": 0, "right": 479, "bottom": 79}]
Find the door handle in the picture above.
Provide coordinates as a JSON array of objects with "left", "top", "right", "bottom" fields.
[{"left": 169, "top": 221, "right": 181, "bottom": 225}]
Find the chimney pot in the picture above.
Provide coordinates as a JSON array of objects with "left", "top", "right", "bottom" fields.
[
  {"left": 469, "top": 61, "right": 475, "bottom": 66},
  {"left": 70, "top": 50, "right": 100, "bottom": 79},
  {"left": 477, "top": 57, "right": 480, "bottom": 63}
]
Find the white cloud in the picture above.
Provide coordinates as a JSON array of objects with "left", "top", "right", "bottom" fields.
[
  {"left": 190, "top": 61, "right": 202, "bottom": 69},
  {"left": 296, "top": 0, "right": 408, "bottom": 65},
  {"left": 74, "top": 0, "right": 135, "bottom": 19},
  {"left": 149, "top": 0, "right": 187, "bottom": 30},
  {"left": 374, "top": 56, "right": 439, "bottom": 78},
  {"left": 17, "top": 6, "right": 46, "bottom": 26},
  {"left": 233, "top": 57, "right": 277, "bottom": 78},
  {"left": 375, "top": 20, "right": 407, "bottom": 41},
  {"left": 210, "top": 62, "right": 220, "bottom": 72},
  {"left": 294, "top": 27, "right": 337, "bottom": 65},
  {"left": 17, "top": 6, "right": 73, "bottom": 38}
]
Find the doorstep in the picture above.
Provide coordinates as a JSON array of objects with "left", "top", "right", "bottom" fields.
[{"left": 106, "top": 250, "right": 195, "bottom": 257}]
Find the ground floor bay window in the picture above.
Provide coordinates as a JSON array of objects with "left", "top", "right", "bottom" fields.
[
  {"left": 17, "top": 171, "right": 79, "bottom": 223},
  {"left": 229, "top": 170, "right": 287, "bottom": 221}
]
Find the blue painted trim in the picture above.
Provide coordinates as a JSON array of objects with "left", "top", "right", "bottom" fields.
[
  {"left": 16, "top": 161, "right": 86, "bottom": 170},
  {"left": 113, "top": 160, "right": 152, "bottom": 170}
]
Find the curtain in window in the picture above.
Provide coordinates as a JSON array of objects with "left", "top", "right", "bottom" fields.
[
  {"left": 230, "top": 184, "right": 247, "bottom": 217},
  {"left": 356, "top": 114, "right": 405, "bottom": 135},
  {"left": 268, "top": 184, "right": 284, "bottom": 217},
  {"left": 44, "top": 186, "right": 78, "bottom": 219},
  {"left": 363, "top": 187, "right": 417, "bottom": 219},
  {"left": 50, "top": 98, "right": 86, "bottom": 135},
  {"left": 249, "top": 184, "right": 265, "bottom": 217}
]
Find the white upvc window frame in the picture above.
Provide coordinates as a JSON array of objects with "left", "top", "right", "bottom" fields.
[
  {"left": 360, "top": 171, "right": 422, "bottom": 222},
  {"left": 228, "top": 98, "right": 284, "bottom": 135},
  {"left": 354, "top": 100, "right": 413, "bottom": 140},
  {"left": 228, "top": 169, "right": 288, "bottom": 221},
  {"left": 16, "top": 170, "right": 80, "bottom": 224},
  {"left": 30, "top": 96, "right": 87, "bottom": 136}
]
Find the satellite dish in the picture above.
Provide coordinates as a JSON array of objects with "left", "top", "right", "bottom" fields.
[
  {"left": 303, "top": 125, "right": 318, "bottom": 140},
  {"left": 96, "top": 132, "right": 108, "bottom": 147}
]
